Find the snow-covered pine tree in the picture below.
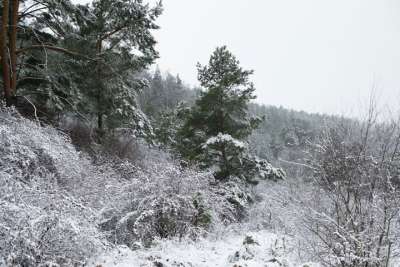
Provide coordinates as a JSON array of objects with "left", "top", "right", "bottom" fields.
[
  {"left": 64, "top": 0, "right": 162, "bottom": 137},
  {"left": 1, "top": 0, "right": 86, "bottom": 111},
  {"left": 177, "top": 46, "right": 284, "bottom": 183},
  {"left": 1, "top": 0, "right": 161, "bottom": 140}
]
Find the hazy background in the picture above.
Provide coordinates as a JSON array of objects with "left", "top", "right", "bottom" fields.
[{"left": 76, "top": 0, "right": 400, "bottom": 116}]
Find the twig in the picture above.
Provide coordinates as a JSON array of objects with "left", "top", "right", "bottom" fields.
[
  {"left": 278, "top": 158, "right": 317, "bottom": 170},
  {"left": 21, "top": 95, "right": 39, "bottom": 124}
]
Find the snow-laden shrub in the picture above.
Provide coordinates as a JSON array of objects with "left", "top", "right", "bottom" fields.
[
  {"left": 115, "top": 194, "right": 199, "bottom": 247},
  {"left": 304, "top": 121, "right": 400, "bottom": 267},
  {"left": 95, "top": 150, "right": 257, "bottom": 248},
  {"left": 97, "top": 157, "right": 217, "bottom": 248},
  {"left": 0, "top": 108, "right": 110, "bottom": 266},
  {"left": 202, "top": 133, "right": 285, "bottom": 184},
  {"left": 210, "top": 178, "right": 254, "bottom": 224},
  {"left": 0, "top": 107, "right": 266, "bottom": 265}
]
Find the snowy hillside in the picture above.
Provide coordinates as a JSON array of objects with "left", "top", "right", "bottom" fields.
[
  {"left": 0, "top": 106, "right": 330, "bottom": 267},
  {"left": 2, "top": 101, "right": 400, "bottom": 267},
  {"left": 2, "top": 103, "right": 400, "bottom": 267},
  {"left": 0, "top": 108, "right": 310, "bottom": 266},
  {"left": 2, "top": 1, "right": 400, "bottom": 266},
  {"left": 92, "top": 230, "right": 319, "bottom": 267}
]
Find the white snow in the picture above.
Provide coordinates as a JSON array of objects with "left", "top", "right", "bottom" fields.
[
  {"left": 204, "top": 133, "right": 246, "bottom": 149},
  {"left": 90, "top": 230, "right": 320, "bottom": 267}
]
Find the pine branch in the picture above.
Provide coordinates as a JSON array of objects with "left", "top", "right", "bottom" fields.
[{"left": 16, "top": 45, "right": 93, "bottom": 60}]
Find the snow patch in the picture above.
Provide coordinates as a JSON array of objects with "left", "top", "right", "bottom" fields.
[
  {"left": 90, "top": 230, "right": 320, "bottom": 267},
  {"left": 203, "top": 133, "right": 246, "bottom": 149}
]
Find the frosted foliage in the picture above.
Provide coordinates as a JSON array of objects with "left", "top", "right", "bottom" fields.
[
  {"left": 204, "top": 133, "right": 246, "bottom": 149},
  {"left": 0, "top": 109, "right": 106, "bottom": 266},
  {"left": 98, "top": 160, "right": 257, "bottom": 247},
  {"left": 0, "top": 108, "right": 257, "bottom": 266},
  {"left": 202, "top": 133, "right": 285, "bottom": 183}
]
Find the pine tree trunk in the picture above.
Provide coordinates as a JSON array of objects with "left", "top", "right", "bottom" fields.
[
  {"left": 10, "top": 0, "right": 19, "bottom": 93},
  {"left": 97, "top": 113, "right": 103, "bottom": 132},
  {"left": 1, "top": 0, "right": 12, "bottom": 105},
  {"left": 96, "top": 39, "right": 103, "bottom": 133}
]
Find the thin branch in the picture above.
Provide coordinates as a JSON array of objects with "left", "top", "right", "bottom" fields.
[
  {"left": 20, "top": 7, "right": 48, "bottom": 19},
  {"left": 278, "top": 158, "right": 317, "bottom": 170},
  {"left": 21, "top": 96, "right": 39, "bottom": 124},
  {"left": 16, "top": 45, "right": 92, "bottom": 60}
]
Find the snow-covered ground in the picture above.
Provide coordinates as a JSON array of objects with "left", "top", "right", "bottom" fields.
[
  {"left": 2, "top": 109, "right": 399, "bottom": 267},
  {"left": 90, "top": 230, "right": 319, "bottom": 267}
]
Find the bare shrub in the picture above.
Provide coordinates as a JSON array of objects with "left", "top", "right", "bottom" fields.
[{"left": 303, "top": 110, "right": 400, "bottom": 266}]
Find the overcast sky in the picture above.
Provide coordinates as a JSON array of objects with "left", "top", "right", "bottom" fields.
[{"left": 76, "top": 0, "right": 400, "bottom": 116}]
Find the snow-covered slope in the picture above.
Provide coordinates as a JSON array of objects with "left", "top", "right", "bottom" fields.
[
  {"left": 91, "top": 230, "right": 319, "bottom": 267},
  {"left": 0, "top": 108, "right": 318, "bottom": 266}
]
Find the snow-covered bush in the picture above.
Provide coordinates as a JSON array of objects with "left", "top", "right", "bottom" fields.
[
  {"left": 0, "top": 108, "right": 107, "bottom": 266},
  {"left": 201, "top": 133, "right": 248, "bottom": 180},
  {"left": 210, "top": 178, "right": 254, "bottom": 224},
  {"left": 90, "top": 145, "right": 265, "bottom": 249},
  {"left": 202, "top": 133, "right": 285, "bottom": 184},
  {"left": 97, "top": 155, "right": 254, "bottom": 248},
  {"left": 0, "top": 106, "right": 284, "bottom": 266},
  {"left": 114, "top": 194, "right": 200, "bottom": 247},
  {"left": 247, "top": 116, "right": 400, "bottom": 267},
  {"left": 304, "top": 119, "right": 400, "bottom": 267}
]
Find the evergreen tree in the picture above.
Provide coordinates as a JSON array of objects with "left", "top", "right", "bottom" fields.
[
  {"left": 145, "top": 67, "right": 164, "bottom": 117},
  {"left": 140, "top": 70, "right": 192, "bottom": 120},
  {"left": 177, "top": 46, "right": 284, "bottom": 183},
  {"left": 153, "top": 103, "right": 188, "bottom": 149},
  {"left": 1, "top": 0, "right": 161, "bottom": 139},
  {"left": 1, "top": 0, "right": 87, "bottom": 109},
  {"left": 66, "top": 0, "right": 162, "bottom": 137}
]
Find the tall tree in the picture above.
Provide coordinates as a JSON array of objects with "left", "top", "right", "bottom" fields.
[
  {"left": 177, "top": 46, "right": 284, "bottom": 183},
  {"left": 0, "top": 0, "right": 87, "bottom": 107},
  {"left": 65, "top": 0, "right": 162, "bottom": 135},
  {"left": 1, "top": 0, "right": 162, "bottom": 139},
  {"left": 1, "top": 0, "right": 20, "bottom": 106},
  {"left": 0, "top": 0, "right": 12, "bottom": 105}
]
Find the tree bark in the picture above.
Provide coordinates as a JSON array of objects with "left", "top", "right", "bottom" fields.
[
  {"left": 96, "top": 39, "right": 103, "bottom": 132},
  {"left": 97, "top": 113, "right": 103, "bottom": 131},
  {"left": 1, "top": 0, "right": 11, "bottom": 105},
  {"left": 10, "top": 0, "right": 19, "bottom": 93}
]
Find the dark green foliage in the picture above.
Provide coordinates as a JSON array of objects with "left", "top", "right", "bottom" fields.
[
  {"left": 66, "top": 0, "right": 162, "bottom": 135},
  {"left": 153, "top": 103, "right": 189, "bottom": 149},
  {"left": 243, "top": 235, "right": 259, "bottom": 245},
  {"left": 139, "top": 70, "right": 200, "bottom": 148},
  {"left": 194, "top": 46, "right": 260, "bottom": 139},
  {"left": 139, "top": 69, "right": 199, "bottom": 118},
  {"left": 12, "top": 0, "right": 162, "bottom": 139},
  {"left": 5, "top": 0, "right": 83, "bottom": 119},
  {"left": 175, "top": 46, "right": 283, "bottom": 183},
  {"left": 177, "top": 46, "right": 260, "bottom": 161}
]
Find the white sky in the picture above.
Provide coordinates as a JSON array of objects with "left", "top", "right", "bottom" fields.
[{"left": 76, "top": 0, "right": 400, "bottom": 115}]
